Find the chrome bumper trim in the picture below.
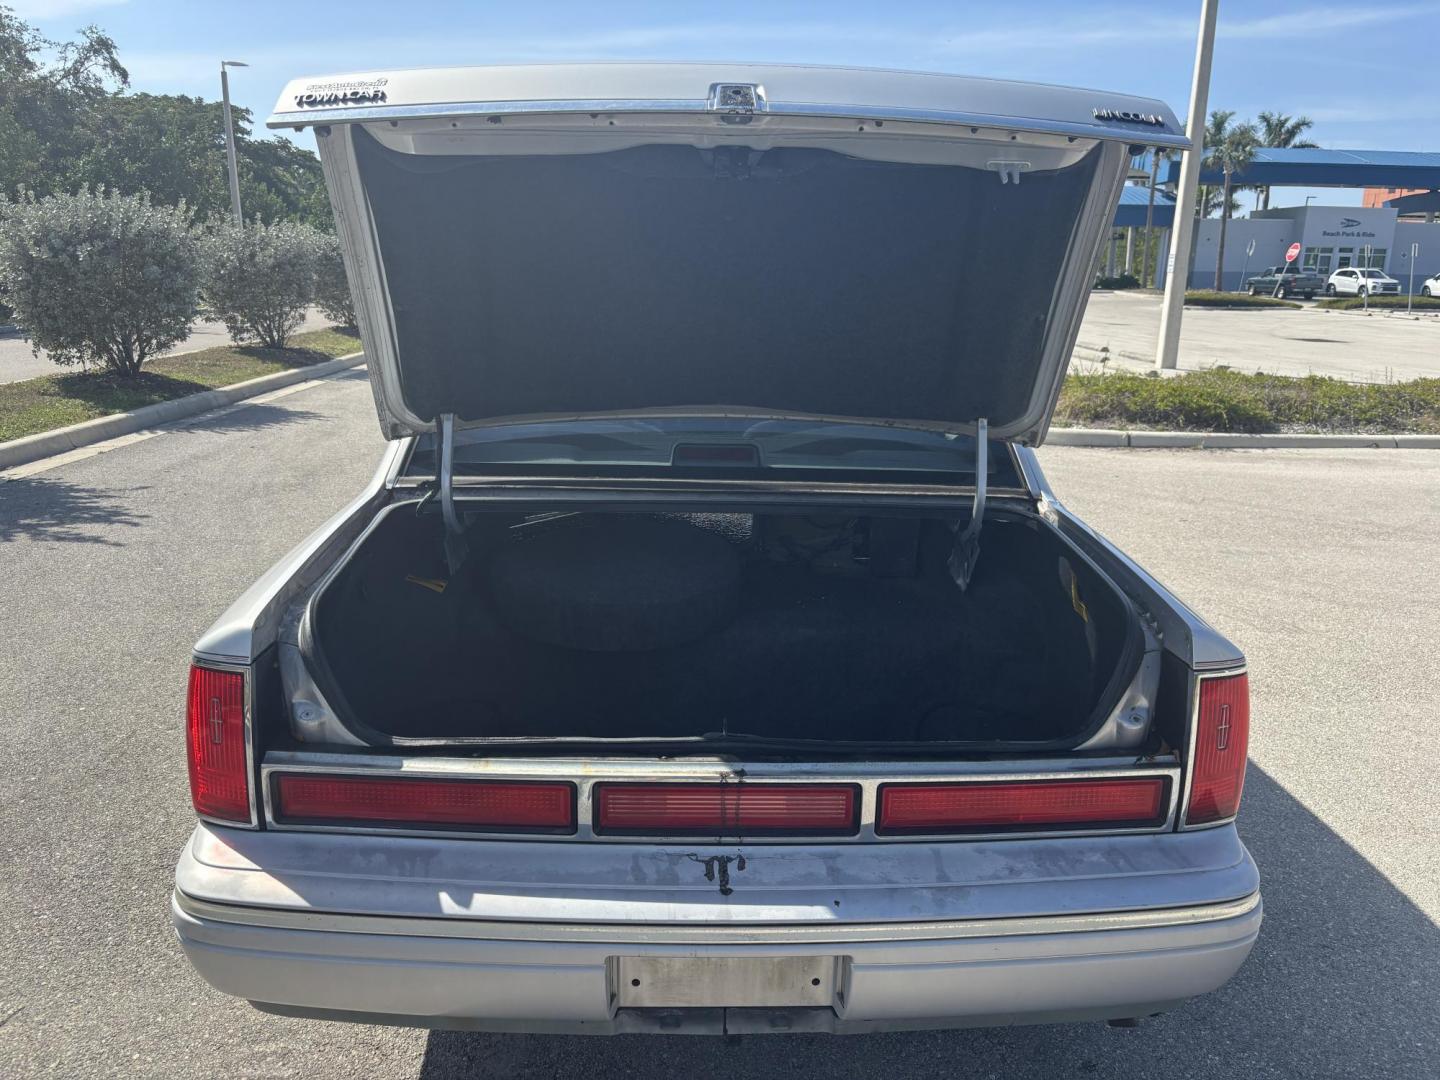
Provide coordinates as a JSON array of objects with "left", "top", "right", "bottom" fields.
[{"left": 174, "top": 888, "right": 1260, "bottom": 946}]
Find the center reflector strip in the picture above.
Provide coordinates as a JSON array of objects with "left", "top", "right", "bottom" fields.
[{"left": 595, "top": 783, "right": 859, "bottom": 835}]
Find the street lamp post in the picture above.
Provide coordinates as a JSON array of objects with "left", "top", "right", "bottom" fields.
[
  {"left": 220, "top": 60, "right": 249, "bottom": 225},
  {"left": 1155, "top": 0, "right": 1220, "bottom": 371}
]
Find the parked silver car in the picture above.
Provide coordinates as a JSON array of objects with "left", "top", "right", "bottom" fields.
[{"left": 172, "top": 63, "right": 1259, "bottom": 1035}]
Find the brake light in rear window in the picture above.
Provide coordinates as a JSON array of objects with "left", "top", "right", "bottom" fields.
[
  {"left": 595, "top": 783, "right": 859, "bottom": 835},
  {"left": 877, "top": 777, "right": 1169, "bottom": 835},
  {"left": 272, "top": 774, "right": 575, "bottom": 833},
  {"left": 186, "top": 664, "right": 252, "bottom": 824},
  {"left": 1184, "top": 672, "right": 1250, "bottom": 826}
]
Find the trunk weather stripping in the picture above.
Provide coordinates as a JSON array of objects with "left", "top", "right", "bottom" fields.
[{"left": 948, "top": 418, "right": 987, "bottom": 591}]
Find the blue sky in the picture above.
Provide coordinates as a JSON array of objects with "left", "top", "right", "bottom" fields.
[{"left": 15, "top": 0, "right": 1438, "bottom": 208}]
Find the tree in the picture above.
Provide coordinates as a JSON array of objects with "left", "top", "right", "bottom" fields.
[
  {"left": 202, "top": 220, "right": 322, "bottom": 348},
  {"left": 1, "top": 8, "right": 331, "bottom": 229},
  {"left": 1207, "top": 119, "right": 1261, "bottom": 291},
  {"left": 1195, "top": 111, "right": 1237, "bottom": 220},
  {"left": 1141, "top": 148, "right": 1169, "bottom": 287},
  {"left": 314, "top": 233, "right": 356, "bottom": 327},
  {"left": 0, "top": 8, "right": 128, "bottom": 198},
  {"left": 66, "top": 93, "right": 332, "bottom": 228},
  {"left": 1255, "top": 111, "right": 1318, "bottom": 210},
  {"left": 0, "top": 188, "right": 201, "bottom": 375}
]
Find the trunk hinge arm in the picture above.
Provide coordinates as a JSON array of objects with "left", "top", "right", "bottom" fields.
[
  {"left": 948, "top": 418, "right": 987, "bottom": 591},
  {"left": 438, "top": 412, "right": 468, "bottom": 572}
]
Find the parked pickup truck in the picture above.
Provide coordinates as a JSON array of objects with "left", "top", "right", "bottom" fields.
[
  {"left": 171, "top": 62, "right": 1259, "bottom": 1036},
  {"left": 1245, "top": 264, "right": 1323, "bottom": 299}
]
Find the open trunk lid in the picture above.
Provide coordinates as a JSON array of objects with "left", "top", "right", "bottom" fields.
[{"left": 270, "top": 63, "right": 1185, "bottom": 445}]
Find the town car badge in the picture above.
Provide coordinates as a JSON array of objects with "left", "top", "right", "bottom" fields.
[{"left": 295, "top": 78, "right": 389, "bottom": 108}]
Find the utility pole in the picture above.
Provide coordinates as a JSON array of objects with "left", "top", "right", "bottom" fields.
[
  {"left": 220, "top": 60, "right": 249, "bottom": 225},
  {"left": 1155, "top": 0, "right": 1219, "bottom": 371}
]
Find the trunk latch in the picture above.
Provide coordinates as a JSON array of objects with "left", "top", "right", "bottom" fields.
[
  {"left": 708, "top": 83, "right": 766, "bottom": 124},
  {"left": 948, "top": 417, "right": 987, "bottom": 591}
]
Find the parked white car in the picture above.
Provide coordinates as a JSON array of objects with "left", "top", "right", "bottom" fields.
[
  {"left": 1422, "top": 273, "right": 1440, "bottom": 298},
  {"left": 1325, "top": 267, "right": 1401, "bottom": 298}
]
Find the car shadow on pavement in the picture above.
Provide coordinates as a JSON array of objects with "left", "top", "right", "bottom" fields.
[
  {"left": 171, "top": 402, "right": 332, "bottom": 437},
  {"left": 0, "top": 477, "right": 148, "bottom": 544},
  {"left": 416, "top": 766, "right": 1439, "bottom": 1080}
]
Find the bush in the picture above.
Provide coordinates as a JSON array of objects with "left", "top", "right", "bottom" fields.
[
  {"left": 1094, "top": 273, "right": 1141, "bottom": 290},
  {"left": 1315, "top": 294, "right": 1440, "bottom": 311},
  {"left": 313, "top": 232, "right": 356, "bottom": 328},
  {"left": 1055, "top": 368, "right": 1440, "bottom": 434},
  {"left": 1184, "top": 290, "right": 1300, "bottom": 309},
  {"left": 0, "top": 189, "right": 201, "bottom": 375},
  {"left": 202, "top": 220, "right": 323, "bottom": 348}
]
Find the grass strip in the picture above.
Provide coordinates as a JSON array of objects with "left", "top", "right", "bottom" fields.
[
  {"left": 1314, "top": 295, "right": 1440, "bottom": 311},
  {"left": 1056, "top": 368, "right": 1440, "bottom": 434},
  {"left": 0, "top": 327, "right": 360, "bottom": 443},
  {"left": 1184, "top": 290, "right": 1301, "bottom": 309}
]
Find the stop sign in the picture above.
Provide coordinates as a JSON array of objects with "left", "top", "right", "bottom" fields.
[{"left": 1285, "top": 242, "right": 1302, "bottom": 263}]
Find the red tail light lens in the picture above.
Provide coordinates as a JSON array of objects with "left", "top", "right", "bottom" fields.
[
  {"left": 1185, "top": 673, "right": 1250, "bottom": 826},
  {"left": 595, "top": 783, "right": 859, "bottom": 835},
  {"left": 877, "top": 777, "right": 1169, "bottom": 835},
  {"left": 272, "top": 774, "right": 575, "bottom": 832},
  {"left": 186, "top": 664, "right": 252, "bottom": 824}
]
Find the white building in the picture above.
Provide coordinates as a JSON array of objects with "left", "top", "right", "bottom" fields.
[{"left": 1186, "top": 204, "right": 1440, "bottom": 292}]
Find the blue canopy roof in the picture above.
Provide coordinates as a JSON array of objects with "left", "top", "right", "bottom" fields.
[
  {"left": 1164, "top": 148, "right": 1440, "bottom": 189},
  {"left": 1113, "top": 183, "right": 1176, "bottom": 227}
]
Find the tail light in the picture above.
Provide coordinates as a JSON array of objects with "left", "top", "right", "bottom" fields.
[
  {"left": 877, "top": 777, "right": 1169, "bottom": 835},
  {"left": 186, "top": 664, "right": 252, "bottom": 824},
  {"left": 1184, "top": 672, "right": 1250, "bottom": 826},
  {"left": 272, "top": 774, "right": 575, "bottom": 833},
  {"left": 595, "top": 783, "right": 859, "bottom": 835}
]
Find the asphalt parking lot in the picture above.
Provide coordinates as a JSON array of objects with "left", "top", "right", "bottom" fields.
[
  {"left": 2, "top": 369, "right": 1437, "bottom": 1078},
  {"left": 1075, "top": 290, "right": 1440, "bottom": 382}
]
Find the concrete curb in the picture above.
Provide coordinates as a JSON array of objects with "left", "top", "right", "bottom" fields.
[
  {"left": 1047, "top": 428, "right": 1440, "bottom": 449},
  {"left": 0, "top": 352, "right": 364, "bottom": 470}
]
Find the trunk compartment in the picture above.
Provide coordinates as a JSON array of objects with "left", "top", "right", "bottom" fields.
[{"left": 301, "top": 503, "right": 1142, "bottom": 751}]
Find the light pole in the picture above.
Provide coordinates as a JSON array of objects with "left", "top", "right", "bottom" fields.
[
  {"left": 1155, "top": 0, "right": 1219, "bottom": 371},
  {"left": 1304, "top": 195, "right": 1316, "bottom": 208},
  {"left": 220, "top": 60, "right": 249, "bottom": 225}
]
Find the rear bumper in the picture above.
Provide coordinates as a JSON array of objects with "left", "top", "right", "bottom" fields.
[
  {"left": 172, "top": 822, "right": 1261, "bottom": 1033},
  {"left": 173, "top": 889, "right": 1260, "bottom": 1034}
]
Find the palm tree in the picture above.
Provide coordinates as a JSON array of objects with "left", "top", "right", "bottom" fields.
[
  {"left": 1141, "top": 148, "right": 1168, "bottom": 287},
  {"left": 1209, "top": 120, "right": 1261, "bottom": 291},
  {"left": 1196, "top": 111, "right": 1234, "bottom": 221},
  {"left": 1255, "top": 111, "right": 1318, "bottom": 210}
]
